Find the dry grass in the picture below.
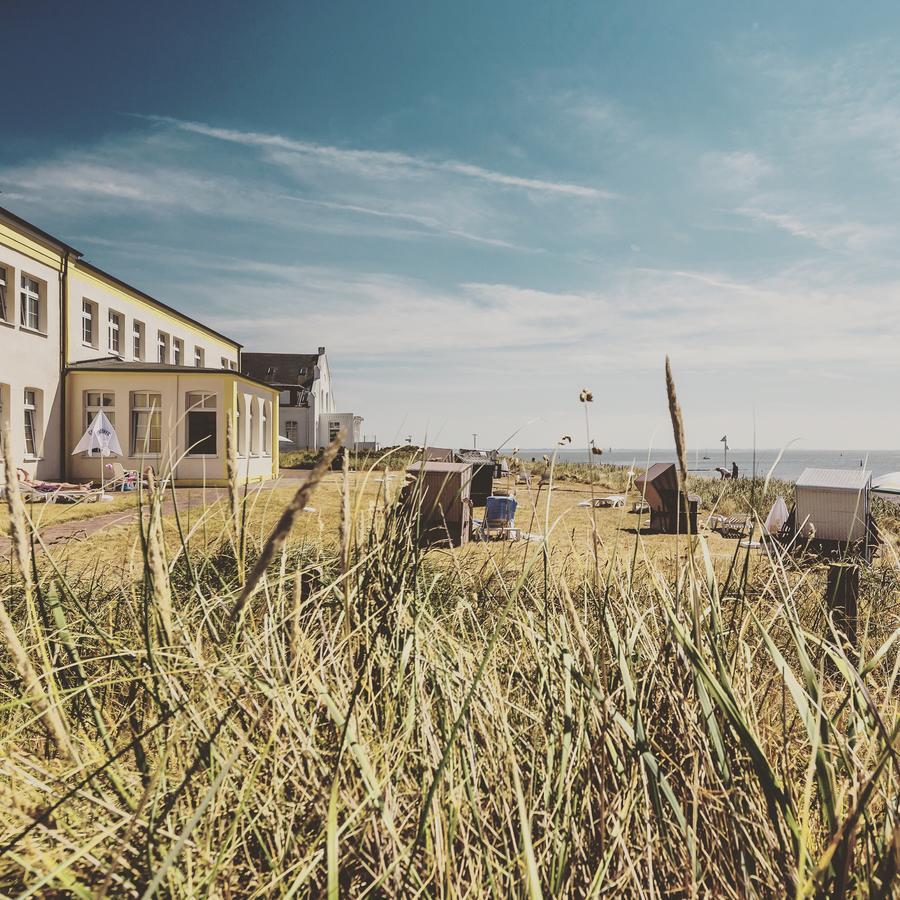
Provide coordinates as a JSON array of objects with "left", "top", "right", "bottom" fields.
[{"left": 0, "top": 436, "right": 897, "bottom": 897}]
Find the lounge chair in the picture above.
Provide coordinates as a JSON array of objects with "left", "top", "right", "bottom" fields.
[
  {"left": 105, "top": 462, "right": 143, "bottom": 491},
  {"left": 480, "top": 495, "right": 518, "bottom": 541},
  {"left": 631, "top": 499, "right": 650, "bottom": 514},
  {"left": 16, "top": 468, "right": 99, "bottom": 503},
  {"left": 709, "top": 514, "right": 751, "bottom": 538}
]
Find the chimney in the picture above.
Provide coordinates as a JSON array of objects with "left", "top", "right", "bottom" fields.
[{"left": 317, "top": 346, "right": 326, "bottom": 356}]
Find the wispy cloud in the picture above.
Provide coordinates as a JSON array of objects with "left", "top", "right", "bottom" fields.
[
  {"left": 144, "top": 115, "right": 615, "bottom": 200},
  {"left": 733, "top": 205, "right": 893, "bottom": 250}
]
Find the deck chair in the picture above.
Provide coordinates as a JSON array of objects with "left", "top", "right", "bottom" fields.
[
  {"left": 480, "top": 495, "right": 518, "bottom": 541},
  {"left": 105, "top": 462, "right": 141, "bottom": 491}
]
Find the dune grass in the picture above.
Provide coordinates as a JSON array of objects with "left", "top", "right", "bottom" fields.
[
  {"left": 0, "top": 442, "right": 897, "bottom": 897},
  {"left": 1, "top": 373, "right": 898, "bottom": 898}
]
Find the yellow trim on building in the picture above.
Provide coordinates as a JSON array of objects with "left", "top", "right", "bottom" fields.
[
  {"left": 0, "top": 222, "right": 65, "bottom": 270},
  {"left": 70, "top": 260, "right": 240, "bottom": 355}
]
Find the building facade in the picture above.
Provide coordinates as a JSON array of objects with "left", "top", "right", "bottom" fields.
[
  {"left": 242, "top": 350, "right": 362, "bottom": 450},
  {"left": 0, "top": 207, "right": 279, "bottom": 487}
]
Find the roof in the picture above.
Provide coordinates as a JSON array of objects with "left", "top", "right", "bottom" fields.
[
  {"left": 407, "top": 461, "right": 473, "bottom": 474},
  {"left": 0, "top": 204, "right": 83, "bottom": 256},
  {"left": 76, "top": 260, "right": 241, "bottom": 349},
  {"left": 242, "top": 352, "right": 321, "bottom": 390},
  {"left": 423, "top": 447, "right": 455, "bottom": 461},
  {"left": 795, "top": 467, "right": 872, "bottom": 491},
  {"left": 456, "top": 449, "right": 497, "bottom": 462},
  {"left": 66, "top": 359, "right": 277, "bottom": 392},
  {"left": 0, "top": 206, "right": 241, "bottom": 349}
]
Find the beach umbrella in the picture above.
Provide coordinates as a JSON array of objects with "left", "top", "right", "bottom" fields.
[{"left": 71, "top": 410, "right": 123, "bottom": 500}]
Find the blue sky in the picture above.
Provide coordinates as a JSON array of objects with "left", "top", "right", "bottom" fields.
[{"left": 3, "top": 1, "right": 899, "bottom": 448}]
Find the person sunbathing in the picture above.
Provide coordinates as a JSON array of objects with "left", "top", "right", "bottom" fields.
[{"left": 17, "top": 468, "right": 93, "bottom": 492}]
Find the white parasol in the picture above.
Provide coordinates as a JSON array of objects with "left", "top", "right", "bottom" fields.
[{"left": 71, "top": 410, "right": 124, "bottom": 500}]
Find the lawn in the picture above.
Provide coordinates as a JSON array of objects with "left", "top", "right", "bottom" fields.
[{"left": 1, "top": 454, "right": 897, "bottom": 897}]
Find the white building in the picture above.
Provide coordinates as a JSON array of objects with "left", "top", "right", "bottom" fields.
[
  {"left": 0, "top": 206, "right": 279, "bottom": 487},
  {"left": 242, "top": 350, "right": 363, "bottom": 450}
]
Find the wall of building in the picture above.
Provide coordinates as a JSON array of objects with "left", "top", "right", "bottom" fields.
[
  {"left": 318, "top": 411, "right": 362, "bottom": 448},
  {"left": 67, "top": 262, "right": 239, "bottom": 369},
  {"left": 795, "top": 487, "right": 869, "bottom": 542},
  {"left": 67, "top": 370, "right": 277, "bottom": 485},
  {"left": 0, "top": 222, "right": 65, "bottom": 482},
  {"left": 278, "top": 404, "right": 314, "bottom": 450},
  {"left": 233, "top": 377, "right": 279, "bottom": 482}
]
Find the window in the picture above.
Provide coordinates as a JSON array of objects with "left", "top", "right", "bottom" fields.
[
  {"left": 20, "top": 275, "right": 40, "bottom": 331},
  {"left": 261, "top": 401, "right": 270, "bottom": 454},
  {"left": 84, "top": 392, "right": 115, "bottom": 455},
  {"left": 133, "top": 321, "right": 144, "bottom": 360},
  {"left": 108, "top": 310, "right": 122, "bottom": 354},
  {"left": 23, "top": 389, "right": 40, "bottom": 457},
  {"left": 131, "top": 392, "right": 162, "bottom": 455},
  {"left": 285, "top": 420, "right": 298, "bottom": 444},
  {"left": 173, "top": 338, "right": 183, "bottom": 366},
  {"left": 0, "top": 266, "right": 8, "bottom": 322},
  {"left": 186, "top": 392, "right": 217, "bottom": 455},
  {"left": 236, "top": 394, "right": 245, "bottom": 456},
  {"left": 249, "top": 398, "right": 258, "bottom": 456},
  {"left": 194, "top": 346, "right": 204, "bottom": 367},
  {"left": 221, "top": 356, "right": 229, "bottom": 369},
  {"left": 82, "top": 300, "right": 95, "bottom": 345},
  {"left": 157, "top": 331, "right": 169, "bottom": 363},
  {"left": 229, "top": 361, "right": 238, "bottom": 371}
]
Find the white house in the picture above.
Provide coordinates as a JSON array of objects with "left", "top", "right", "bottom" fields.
[{"left": 242, "top": 350, "right": 363, "bottom": 450}]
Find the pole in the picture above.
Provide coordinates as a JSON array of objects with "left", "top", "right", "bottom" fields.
[{"left": 472, "top": 433, "right": 477, "bottom": 449}]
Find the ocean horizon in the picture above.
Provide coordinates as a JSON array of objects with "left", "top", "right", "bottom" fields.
[{"left": 513, "top": 448, "right": 900, "bottom": 482}]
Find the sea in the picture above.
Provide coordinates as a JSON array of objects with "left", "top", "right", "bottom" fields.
[{"left": 518, "top": 448, "right": 900, "bottom": 482}]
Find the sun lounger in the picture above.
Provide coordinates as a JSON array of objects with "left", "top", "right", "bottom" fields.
[
  {"left": 710, "top": 514, "right": 751, "bottom": 538},
  {"left": 631, "top": 499, "right": 650, "bottom": 513},
  {"left": 20, "top": 484, "right": 101, "bottom": 504},
  {"left": 479, "top": 495, "right": 519, "bottom": 541}
]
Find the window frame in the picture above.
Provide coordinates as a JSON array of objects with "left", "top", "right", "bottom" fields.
[
  {"left": 83, "top": 391, "right": 115, "bottom": 456},
  {"left": 173, "top": 337, "right": 184, "bottom": 366},
  {"left": 133, "top": 320, "right": 145, "bottom": 360},
  {"left": 185, "top": 391, "right": 218, "bottom": 457},
  {"left": 0, "top": 265, "right": 10, "bottom": 324},
  {"left": 108, "top": 309, "right": 122, "bottom": 355},
  {"left": 19, "top": 274, "right": 41, "bottom": 332},
  {"left": 130, "top": 391, "right": 162, "bottom": 457},
  {"left": 23, "top": 388, "right": 40, "bottom": 458},
  {"left": 81, "top": 299, "right": 96, "bottom": 346},
  {"left": 157, "top": 331, "right": 169, "bottom": 364},
  {"left": 194, "top": 346, "right": 204, "bottom": 368}
]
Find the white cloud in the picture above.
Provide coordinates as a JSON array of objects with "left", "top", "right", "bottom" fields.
[
  {"left": 702, "top": 151, "right": 773, "bottom": 191},
  {"left": 145, "top": 115, "right": 615, "bottom": 200},
  {"left": 733, "top": 205, "right": 893, "bottom": 250}
]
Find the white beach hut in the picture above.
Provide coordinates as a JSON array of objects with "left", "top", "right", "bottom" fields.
[{"left": 794, "top": 467, "right": 872, "bottom": 543}]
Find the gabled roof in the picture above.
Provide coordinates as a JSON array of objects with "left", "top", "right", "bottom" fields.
[
  {"left": 0, "top": 204, "right": 83, "bottom": 256},
  {"left": 796, "top": 468, "right": 872, "bottom": 491},
  {"left": 242, "top": 352, "right": 321, "bottom": 389}
]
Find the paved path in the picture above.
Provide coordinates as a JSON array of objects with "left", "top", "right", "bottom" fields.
[{"left": 1, "top": 476, "right": 307, "bottom": 556}]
